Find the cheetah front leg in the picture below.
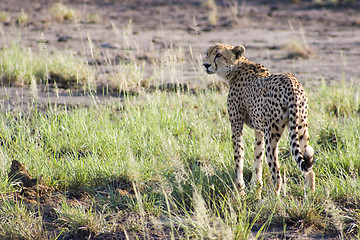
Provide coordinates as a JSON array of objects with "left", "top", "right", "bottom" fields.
[
  {"left": 253, "top": 130, "right": 265, "bottom": 198},
  {"left": 230, "top": 120, "right": 245, "bottom": 196}
]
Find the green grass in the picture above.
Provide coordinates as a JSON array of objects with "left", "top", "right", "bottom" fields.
[
  {"left": 0, "top": 81, "right": 359, "bottom": 239},
  {"left": 0, "top": 43, "right": 95, "bottom": 90},
  {"left": 0, "top": 199, "right": 46, "bottom": 239}
]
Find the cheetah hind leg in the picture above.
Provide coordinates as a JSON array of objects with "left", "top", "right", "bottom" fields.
[
  {"left": 304, "top": 145, "right": 315, "bottom": 193},
  {"left": 298, "top": 124, "right": 315, "bottom": 193},
  {"left": 252, "top": 130, "right": 265, "bottom": 198}
]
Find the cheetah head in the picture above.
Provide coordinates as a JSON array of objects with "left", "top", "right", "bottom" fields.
[{"left": 203, "top": 44, "right": 245, "bottom": 78}]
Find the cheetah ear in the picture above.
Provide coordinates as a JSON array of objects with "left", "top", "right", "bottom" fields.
[{"left": 232, "top": 45, "right": 245, "bottom": 59}]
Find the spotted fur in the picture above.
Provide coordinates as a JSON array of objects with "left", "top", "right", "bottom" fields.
[{"left": 203, "top": 43, "right": 315, "bottom": 196}]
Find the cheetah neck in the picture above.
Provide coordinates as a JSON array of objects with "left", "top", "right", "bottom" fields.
[{"left": 226, "top": 58, "right": 270, "bottom": 83}]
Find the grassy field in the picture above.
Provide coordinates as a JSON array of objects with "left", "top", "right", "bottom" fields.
[
  {"left": 0, "top": 80, "right": 359, "bottom": 239},
  {"left": 0, "top": 9, "right": 359, "bottom": 237}
]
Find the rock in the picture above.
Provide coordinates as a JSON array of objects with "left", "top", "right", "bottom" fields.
[
  {"left": 8, "top": 160, "right": 41, "bottom": 187},
  {"left": 58, "top": 36, "right": 72, "bottom": 42}
]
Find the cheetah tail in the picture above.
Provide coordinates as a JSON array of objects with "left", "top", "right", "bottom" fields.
[
  {"left": 288, "top": 101, "right": 312, "bottom": 173},
  {"left": 303, "top": 145, "right": 314, "bottom": 169}
]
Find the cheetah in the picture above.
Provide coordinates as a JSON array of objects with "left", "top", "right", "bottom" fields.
[{"left": 203, "top": 43, "right": 315, "bottom": 196}]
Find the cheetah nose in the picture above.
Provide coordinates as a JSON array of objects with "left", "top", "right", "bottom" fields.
[{"left": 203, "top": 63, "right": 211, "bottom": 69}]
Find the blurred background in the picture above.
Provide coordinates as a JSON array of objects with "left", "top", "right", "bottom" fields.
[{"left": 0, "top": 0, "right": 359, "bottom": 104}]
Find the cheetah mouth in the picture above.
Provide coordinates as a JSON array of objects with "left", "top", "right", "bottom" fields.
[{"left": 205, "top": 70, "right": 215, "bottom": 74}]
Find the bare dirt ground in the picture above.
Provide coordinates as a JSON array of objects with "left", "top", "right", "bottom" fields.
[
  {"left": 1, "top": 0, "right": 360, "bottom": 239},
  {"left": 0, "top": 0, "right": 360, "bottom": 108}
]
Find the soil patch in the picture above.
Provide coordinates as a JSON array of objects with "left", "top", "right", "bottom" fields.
[{"left": 0, "top": 0, "right": 359, "bottom": 107}]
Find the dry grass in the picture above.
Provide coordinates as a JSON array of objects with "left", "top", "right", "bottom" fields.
[
  {"left": 86, "top": 13, "right": 102, "bottom": 24},
  {"left": 283, "top": 22, "right": 314, "bottom": 59},
  {"left": 0, "top": 11, "right": 10, "bottom": 23},
  {"left": 17, "top": 9, "right": 28, "bottom": 27},
  {"left": 101, "top": 61, "right": 147, "bottom": 94},
  {"left": 50, "top": 2, "right": 81, "bottom": 22},
  {"left": 283, "top": 39, "right": 314, "bottom": 59},
  {"left": 203, "top": 0, "right": 218, "bottom": 25}
]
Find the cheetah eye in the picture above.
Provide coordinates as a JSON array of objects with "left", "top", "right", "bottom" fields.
[{"left": 215, "top": 53, "right": 222, "bottom": 59}]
